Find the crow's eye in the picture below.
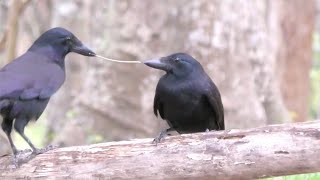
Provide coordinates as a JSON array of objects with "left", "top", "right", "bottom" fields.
[
  {"left": 173, "top": 57, "right": 180, "bottom": 63},
  {"left": 63, "top": 37, "right": 72, "bottom": 45}
]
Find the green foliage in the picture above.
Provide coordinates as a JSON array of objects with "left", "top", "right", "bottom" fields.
[
  {"left": 262, "top": 173, "right": 320, "bottom": 180},
  {"left": 310, "top": 33, "right": 320, "bottom": 118}
]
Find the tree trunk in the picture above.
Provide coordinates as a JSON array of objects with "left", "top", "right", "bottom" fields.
[
  {"left": 275, "top": 0, "right": 315, "bottom": 122},
  {"left": 1, "top": 121, "right": 319, "bottom": 180},
  {"left": 4, "top": 0, "right": 31, "bottom": 63}
]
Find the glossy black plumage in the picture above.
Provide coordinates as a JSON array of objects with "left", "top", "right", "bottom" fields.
[
  {"left": 144, "top": 53, "right": 224, "bottom": 143},
  {"left": 0, "top": 27, "right": 95, "bottom": 155}
]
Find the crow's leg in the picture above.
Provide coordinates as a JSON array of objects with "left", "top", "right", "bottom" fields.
[
  {"left": 14, "top": 118, "right": 44, "bottom": 155},
  {"left": 1, "top": 118, "right": 19, "bottom": 155},
  {"left": 152, "top": 127, "right": 175, "bottom": 145},
  {"left": 14, "top": 119, "right": 56, "bottom": 155}
]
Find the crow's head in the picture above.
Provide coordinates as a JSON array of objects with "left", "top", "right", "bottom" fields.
[
  {"left": 28, "top": 27, "right": 95, "bottom": 58},
  {"left": 144, "top": 53, "right": 203, "bottom": 78}
]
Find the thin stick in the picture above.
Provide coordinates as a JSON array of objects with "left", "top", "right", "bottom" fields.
[{"left": 95, "top": 54, "right": 141, "bottom": 64}]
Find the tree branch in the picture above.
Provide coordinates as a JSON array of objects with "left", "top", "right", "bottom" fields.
[{"left": 0, "top": 121, "right": 320, "bottom": 179}]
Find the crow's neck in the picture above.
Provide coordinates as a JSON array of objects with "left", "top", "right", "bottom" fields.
[{"left": 28, "top": 45, "right": 66, "bottom": 68}]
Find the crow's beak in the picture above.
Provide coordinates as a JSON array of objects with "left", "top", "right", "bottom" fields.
[
  {"left": 144, "top": 59, "right": 171, "bottom": 72},
  {"left": 71, "top": 40, "right": 96, "bottom": 57}
]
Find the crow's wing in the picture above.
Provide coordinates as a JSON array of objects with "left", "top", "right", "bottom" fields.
[
  {"left": 203, "top": 81, "right": 225, "bottom": 130},
  {"left": 153, "top": 89, "right": 165, "bottom": 119},
  {"left": 0, "top": 99, "right": 11, "bottom": 111},
  {"left": 0, "top": 52, "right": 65, "bottom": 100}
]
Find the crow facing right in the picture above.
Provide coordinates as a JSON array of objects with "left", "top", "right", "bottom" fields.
[
  {"left": 144, "top": 53, "right": 224, "bottom": 143},
  {"left": 0, "top": 27, "right": 95, "bottom": 155}
]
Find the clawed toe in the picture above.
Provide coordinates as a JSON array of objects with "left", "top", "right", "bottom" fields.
[
  {"left": 152, "top": 132, "right": 168, "bottom": 145},
  {"left": 32, "top": 148, "right": 44, "bottom": 155},
  {"left": 13, "top": 148, "right": 32, "bottom": 157},
  {"left": 12, "top": 149, "right": 33, "bottom": 167},
  {"left": 46, "top": 144, "right": 58, "bottom": 151},
  {"left": 32, "top": 145, "right": 57, "bottom": 155},
  {"left": 152, "top": 137, "right": 163, "bottom": 145}
]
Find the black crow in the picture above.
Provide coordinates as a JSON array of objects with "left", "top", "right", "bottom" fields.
[
  {"left": 0, "top": 27, "right": 95, "bottom": 155},
  {"left": 144, "top": 53, "right": 224, "bottom": 144}
]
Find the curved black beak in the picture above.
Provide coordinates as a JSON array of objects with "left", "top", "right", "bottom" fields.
[
  {"left": 71, "top": 43, "right": 96, "bottom": 57},
  {"left": 144, "top": 59, "right": 171, "bottom": 72}
]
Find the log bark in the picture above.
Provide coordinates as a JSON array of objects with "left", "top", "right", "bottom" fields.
[{"left": 0, "top": 121, "right": 320, "bottom": 180}]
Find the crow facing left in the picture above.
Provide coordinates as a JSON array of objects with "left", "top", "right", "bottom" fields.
[
  {"left": 144, "top": 53, "right": 225, "bottom": 144},
  {"left": 0, "top": 27, "right": 95, "bottom": 155}
]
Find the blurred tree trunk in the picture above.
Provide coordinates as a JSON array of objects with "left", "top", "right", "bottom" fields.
[
  {"left": 273, "top": 0, "right": 315, "bottom": 122},
  {"left": 0, "top": 33, "right": 6, "bottom": 51},
  {"left": 4, "top": 0, "right": 31, "bottom": 63}
]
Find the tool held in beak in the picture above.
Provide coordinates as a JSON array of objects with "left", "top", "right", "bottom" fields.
[{"left": 95, "top": 54, "right": 141, "bottom": 64}]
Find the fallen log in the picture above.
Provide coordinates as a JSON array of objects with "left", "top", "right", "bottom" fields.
[{"left": 0, "top": 121, "right": 320, "bottom": 179}]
